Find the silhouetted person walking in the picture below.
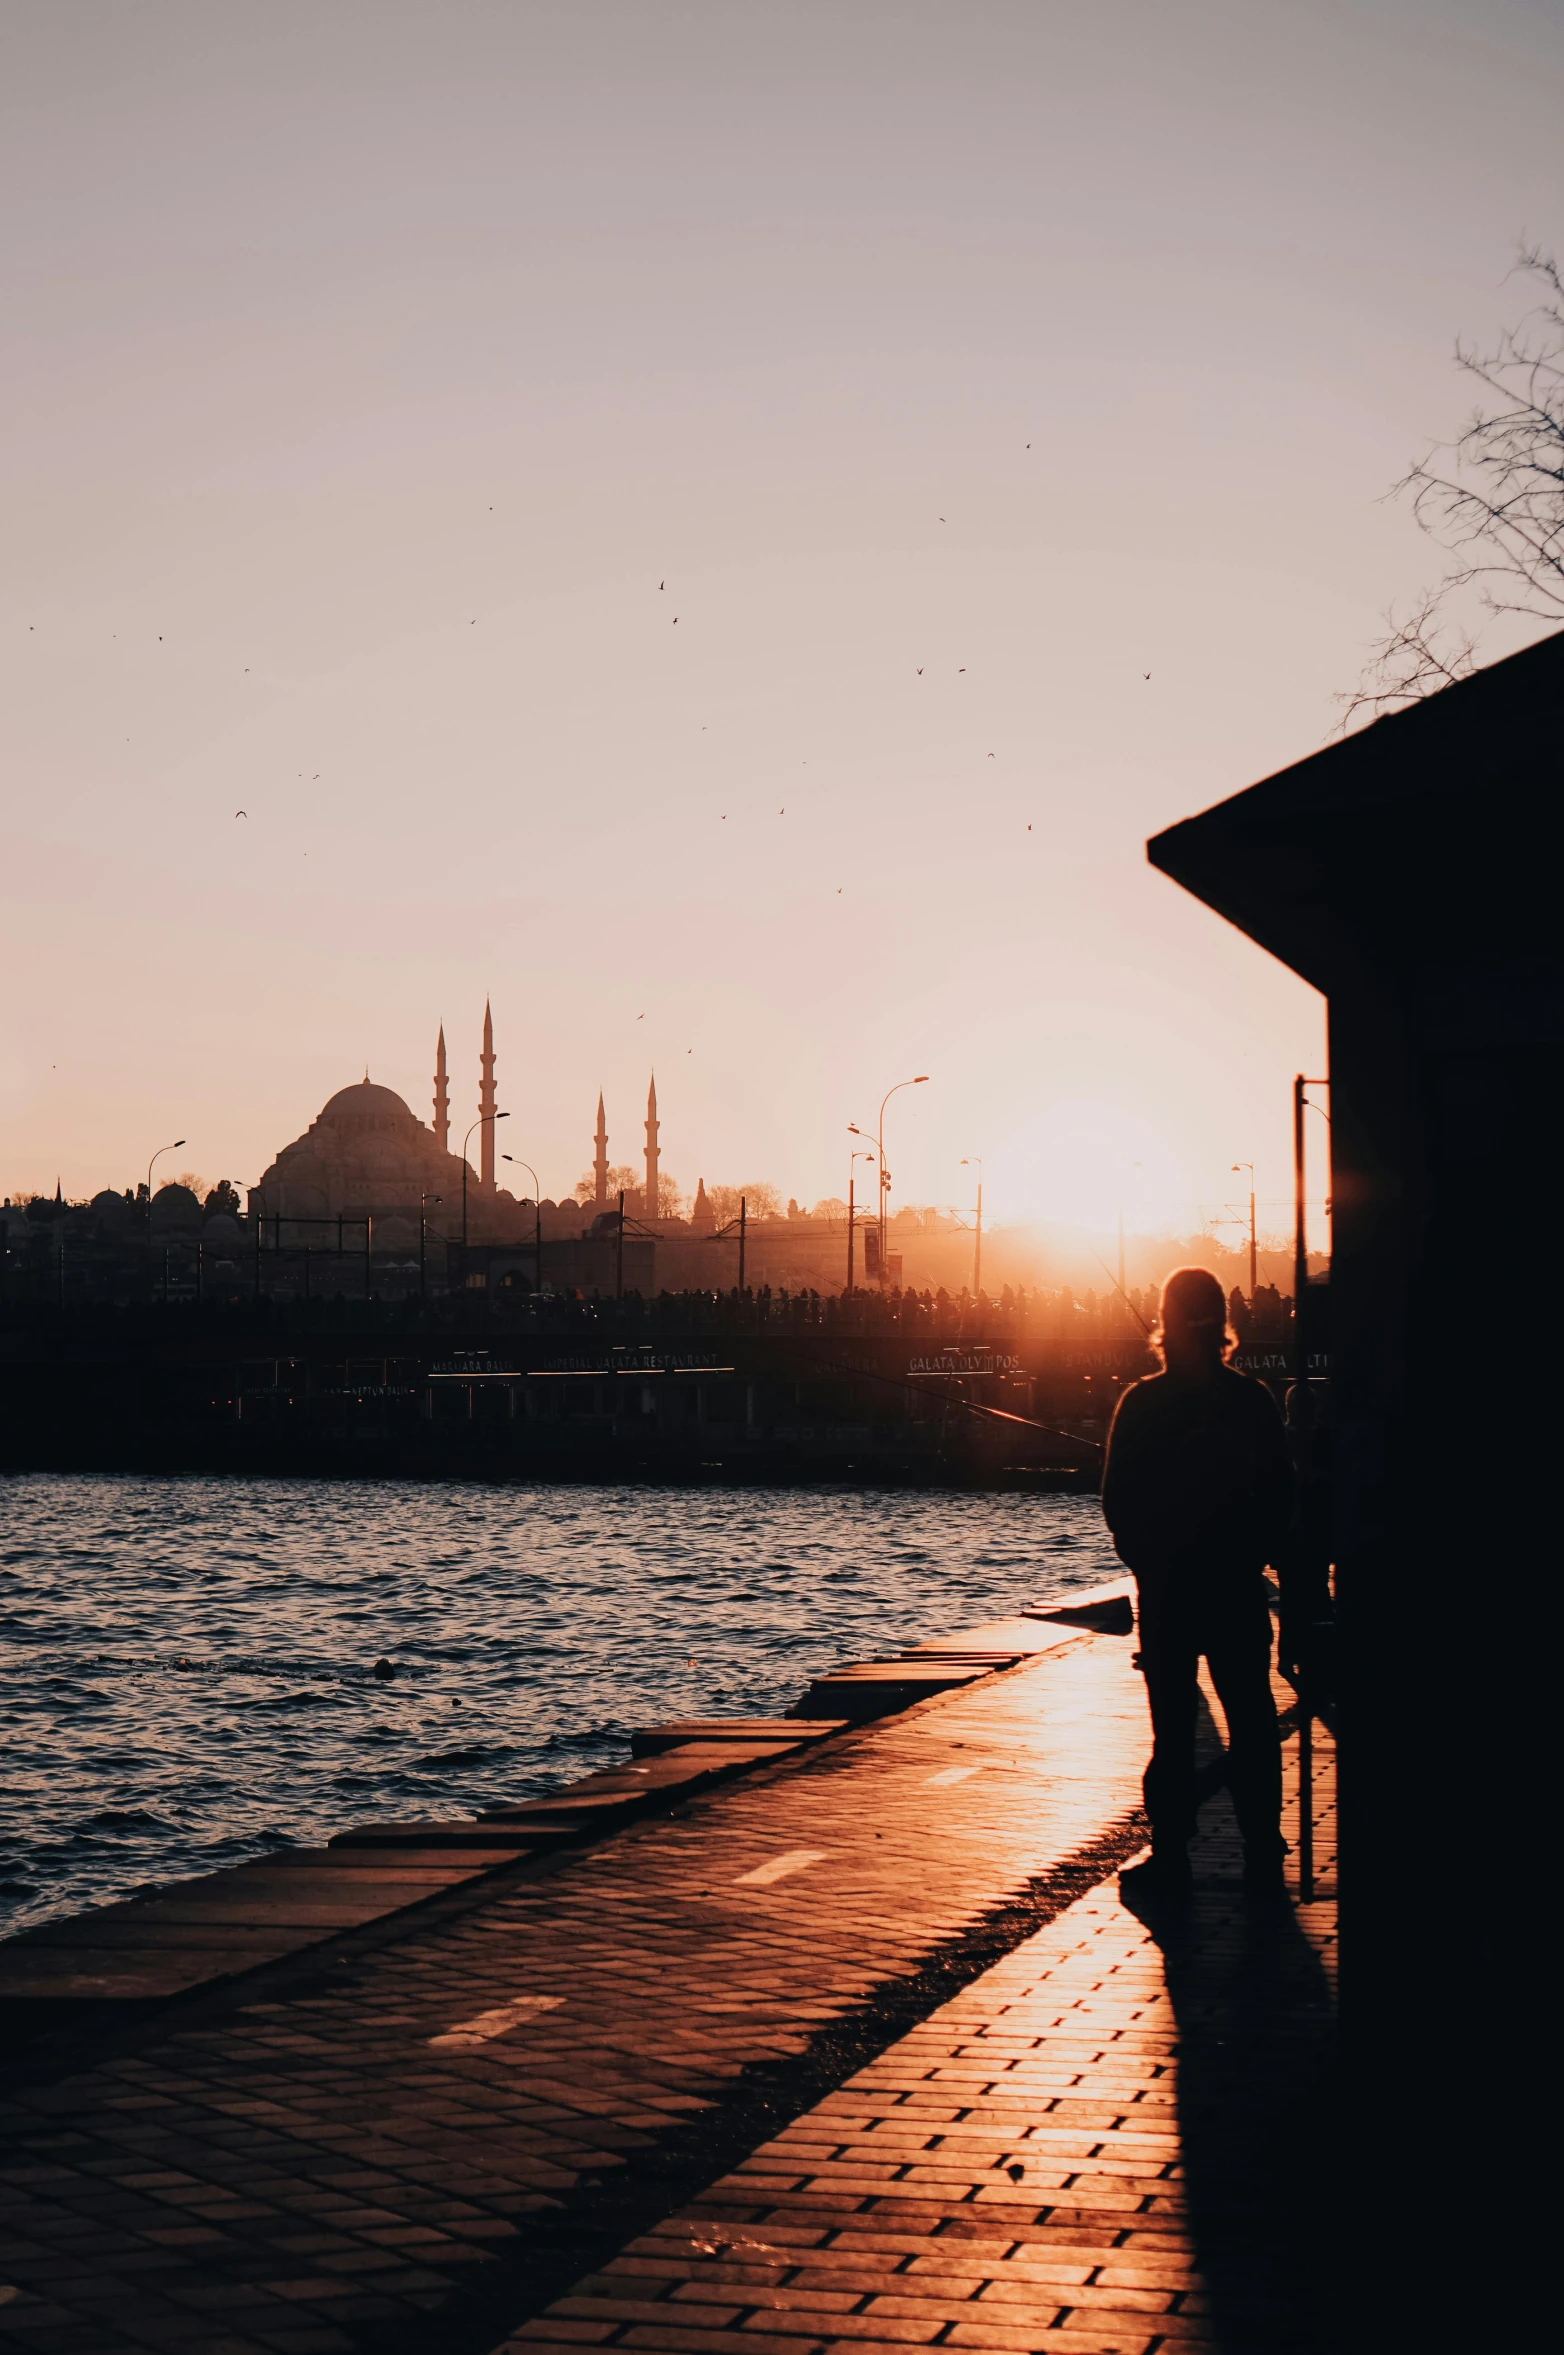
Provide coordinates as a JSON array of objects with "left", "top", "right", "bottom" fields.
[{"left": 1102, "top": 1265, "right": 1294, "bottom": 1899}]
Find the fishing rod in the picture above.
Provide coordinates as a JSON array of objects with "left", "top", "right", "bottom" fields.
[
  {"left": 1090, "top": 1254, "right": 1155, "bottom": 1337},
  {"left": 785, "top": 1341, "right": 1106, "bottom": 1456}
]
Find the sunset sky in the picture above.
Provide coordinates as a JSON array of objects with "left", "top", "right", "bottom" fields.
[{"left": 3, "top": 1, "right": 1558, "bottom": 1240}]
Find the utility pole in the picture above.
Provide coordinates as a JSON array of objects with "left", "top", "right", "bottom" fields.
[
  {"left": 1290, "top": 1072, "right": 1330, "bottom": 1906},
  {"left": 419, "top": 1192, "right": 440, "bottom": 1304},
  {"left": 1232, "top": 1162, "right": 1257, "bottom": 1301},
  {"left": 502, "top": 1156, "right": 544, "bottom": 1297},
  {"left": 738, "top": 1196, "right": 747, "bottom": 1293},
  {"left": 616, "top": 1188, "right": 625, "bottom": 1299},
  {"left": 877, "top": 1076, "right": 929, "bottom": 1282},
  {"left": 1250, "top": 1180, "right": 1257, "bottom": 1301},
  {"left": 846, "top": 1141, "right": 876, "bottom": 1293},
  {"left": 462, "top": 1110, "right": 509, "bottom": 1248},
  {"left": 146, "top": 1138, "right": 186, "bottom": 1245},
  {"left": 1292, "top": 1083, "right": 1308, "bottom": 1386},
  {"left": 961, "top": 1157, "right": 984, "bottom": 1296},
  {"left": 974, "top": 1175, "right": 982, "bottom": 1297}
]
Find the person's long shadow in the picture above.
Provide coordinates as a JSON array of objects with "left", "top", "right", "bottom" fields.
[{"left": 1125, "top": 1724, "right": 1337, "bottom": 2351}]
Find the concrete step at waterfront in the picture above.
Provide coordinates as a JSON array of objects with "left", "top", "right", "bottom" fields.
[
  {"left": 794, "top": 1663, "right": 997, "bottom": 1721},
  {"left": 0, "top": 1847, "right": 497, "bottom": 2002},
  {"left": 330, "top": 1818, "right": 554, "bottom": 1849},
  {"left": 910, "top": 1615, "right": 1090, "bottom": 1655},
  {"left": 631, "top": 1717, "right": 849, "bottom": 1756},
  {"left": 478, "top": 1745, "right": 801, "bottom": 1822}
]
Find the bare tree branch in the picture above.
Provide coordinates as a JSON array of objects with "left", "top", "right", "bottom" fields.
[
  {"left": 1337, "top": 586, "right": 1479, "bottom": 726},
  {"left": 1342, "top": 243, "right": 1563, "bottom": 723}
]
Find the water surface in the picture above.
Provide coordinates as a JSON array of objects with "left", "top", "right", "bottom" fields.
[{"left": 0, "top": 1474, "right": 1117, "bottom": 1931}]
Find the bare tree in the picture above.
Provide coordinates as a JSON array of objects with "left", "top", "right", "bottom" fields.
[
  {"left": 574, "top": 1163, "right": 637, "bottom": 1203},
  {"left": 707, "top": 1181, "right": 783, "bottom": 1224},
  {"left": 1342, "top": 243, "right": 1563, "bottom": 724}
]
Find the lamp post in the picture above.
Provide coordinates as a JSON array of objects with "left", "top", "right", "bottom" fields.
[
  {"left": 461, "top": 1111, "right": 508, "bottom": 1249},
  {"left": 502, "top": 1156, "right": 543, "bottom": 1295},
  {"left": 876, "top": 1076, "right": 929, "bottom": 1283},
  {"left": 146, "top": 1138, "right": 186, "bottom": 1238},
  {"left": 959, "top": 1157, "right": 983, "bottom": 1297},
  {"left": 1231, "top": 1162, "right": 1257, "bottom": 1302},
  {"left": 419, "top": 1191, "right": 441, "bottom": 1303},
  {"left": 845, "top": 1138, "right": 875, "bottom": 1293},
  {"left": 1291, "top": 1081, "right": 1330, "bottom": 1389}
]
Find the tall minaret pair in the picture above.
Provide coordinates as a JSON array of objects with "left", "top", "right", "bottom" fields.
[
  {"left": 590, "top": 1078, "right": 660, "bottom": 1218},
  {"left": 432, "top": 1003, "right": 498, "bottom": 1181}
]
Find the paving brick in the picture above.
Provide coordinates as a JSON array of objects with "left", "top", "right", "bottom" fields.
[{"left": 497, "top": 1703, "right": 1335, "bottom": 2355}]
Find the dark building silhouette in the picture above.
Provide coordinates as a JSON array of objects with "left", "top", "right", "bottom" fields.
[{"left": 1148, "top": 626, "right": 1561, "bottom": 2344}]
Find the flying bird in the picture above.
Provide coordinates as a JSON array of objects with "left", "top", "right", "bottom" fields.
[
  {"left": 1144, "top": 671, "right": 1151, "bottom": 680},
  {"left": 987, "top": 752, "right": 995, "bottom": 758},
  {"left": 1027, "top": 823, "right": 1032, "bottom": 831},
  {"left": 235, "top": 809, "right": 247, "bottom": 818},
  {"left": 916, "top": 667, "right": 923, "bottom": 675},
  {"left": 959, "top": 666, "right": 966, "bottom": 673},
  {"left": 659, "top": 580, "right": 664, "bottom": 590},
  {"left": 673, "top": 616, "right": 678, "bottom": 624},
  {"left": 637, "top": 1013, "right": 645, "bottom": 1020}
]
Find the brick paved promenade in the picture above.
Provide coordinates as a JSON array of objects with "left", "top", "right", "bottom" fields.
[
  {"left": 507, "top": 1730, "right": 1336, "bottom": 2355},
  {"left": 0, "top": 1633, "right": 1335, "bottom": 2354}
]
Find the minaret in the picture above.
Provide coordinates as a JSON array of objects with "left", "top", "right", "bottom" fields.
[
  {"left": 479, "top": 998, "right": 497, "bottom": 1188},
  {"left": 644, "top": 1073, "right": 660, "bottom": 1223},
  {"left": 433, "top": 1024, "right": 449, "bottom": 1152},
  {"left": 594, "top": 1093, "right": 609, "bottom": 1211}
]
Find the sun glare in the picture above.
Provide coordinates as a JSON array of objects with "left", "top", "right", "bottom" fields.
[{"left": 996, "top": 1093, "right": 1208, "bottom": 1236}]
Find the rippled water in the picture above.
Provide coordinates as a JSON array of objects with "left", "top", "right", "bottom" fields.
[{"left": 0, "top": 1473, "right": 1117, "bottom": 1933}]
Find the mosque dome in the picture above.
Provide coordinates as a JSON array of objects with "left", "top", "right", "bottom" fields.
[
  {"left": 150, "top": 1183, "right": 202, "bottom": 1232},
  {"left": 316, "top": 1080, "right": 418, "bottom": 1129}
]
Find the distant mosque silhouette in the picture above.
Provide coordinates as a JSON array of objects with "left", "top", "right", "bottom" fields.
[{"left": 251, "top": 1004, "right": 685, "bottom": 1245}]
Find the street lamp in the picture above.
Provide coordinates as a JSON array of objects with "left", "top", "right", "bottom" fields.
[
  {"left": 877, "top": 1076, "right": 929, "bottom": 1283},
  {"left": 1231, "top": 1162, "right": 1256, "bottom": 1302},
  {"left": 146, "top": 1139, "right": 186, "bottom": 1237},
  {"left": 845, "top": 1133, "right": 875, "bottom": 1292},
  {"left": 502, "top": 1156, "right": 544, "bottom": 1294},
  {"left": 419, "top": 1191, "right": 441, "bottom": 1302},
  {"left": 461, "top": 1111, "right": 508, "bottom": 1248},
  {"left": 960, "top": 1157, "right": 983, "bottom": 1297}
]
